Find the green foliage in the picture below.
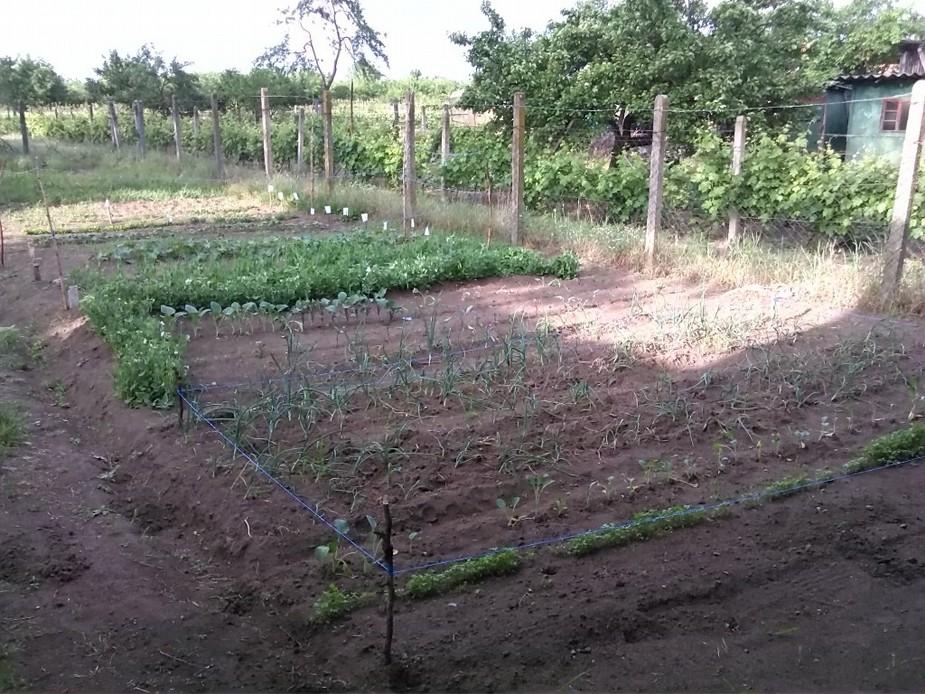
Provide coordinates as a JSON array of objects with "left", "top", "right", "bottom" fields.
[
  {"left": 78, "top": 231, "right": 579, "bottom": 407},
  {"left": 404, "top": 550, "right": 520, "bottom": 599},
  {"left": 0, "top": 405, "right": 24, "bottom": 458},
  {"left": 846, "top": 423, "right": 925, "bottom": 472},
  {"left": 0, "top": 327, "right": 30, "bottom": 370},
  {"left": 311, "top": 584, "right": 374, "bottom": 624},
  {"left": 565, "top": 505, "right": 716, "bottom": 557}
]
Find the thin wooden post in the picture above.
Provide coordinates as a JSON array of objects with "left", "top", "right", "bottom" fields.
[
  {"left": 381, "top": 499, "right": 395, "bottom": 666},
  {"left": 402, "top": 90, "right": 416, "bottom": 232},
  {"left": 441, "top": 105, "right": 451, "bottom": 166},
  {"left": 881, "top": 79, "right": 925, "bottom": 303},
  {"left": 309, "top": 114, "right": 316, "bottom": 206},
  {"left": 487, "top": 171, "right": 494, "bottom": 246},
  {"left": 35, "top": 176, "right": 67, "bottom": 310},
  {"left": 727, "top": 115, "right": 746, "bottom": 244},
  {"left": 107, "top": 99, "right": 120, "bottom": 149},
  {"left": 391, "top": 100, "right": 399, "bottom": 138},
  {"left": 192, "top": 107, "right": 200, "bottom": 139},
  {"left": 421, "top": 105, "right": 427, "bottom": 130},
  {"left": 133, "top": 100, "right": 146, "bottom": 157},
  {"left": 322, "top": 89, "right": 334, "bottom": 194},
  {"left": 260, "top": 87, "right": 273, "bottom": 176},
  {"left": 171, "top": 94, "right": 183, "bottom": 160},
  {"left": 210, "top": 94, "right": 224, "bottom": 180},
  {"left": 18, "top": 101, "right": 29, "bottom": 155},
  {"left": 88, "top": 101, "right": 94, "bottom": 122},
  {"left": 296, "top": 107, "right": 305, "bottom": 173},
  {"left": 441, "top": 104, "right": 451, "bottom": 201},
  {"left": 510, "top": 91, "right": 525, "bottom": 245},
  {"left": 0, "top": 215, "right": 5, "bottom": 268},
  {"left": 645, "top": 94, "right": 668, "bottom": 272},
  {"left": 349, "top": 80, "right": 355, "bottom": 134}
]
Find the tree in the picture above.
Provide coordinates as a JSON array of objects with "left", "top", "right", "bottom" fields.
[
  {"left": 260, "top": 0, "right": 388, "bottom": 90},
  {"left": 453, "top": 0, "right": 925, "bottom": 154},
  {"left": 94, "top": 45, "right": 203, "bottom": 110}
]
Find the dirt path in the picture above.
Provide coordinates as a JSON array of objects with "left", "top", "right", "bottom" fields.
[{"left": 1, "top": 228, "right": 924, "bottom": 691}]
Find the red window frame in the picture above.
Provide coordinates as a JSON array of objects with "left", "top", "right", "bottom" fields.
[{"left": 881, "top": 99, "right": 910, "bottom": 132}]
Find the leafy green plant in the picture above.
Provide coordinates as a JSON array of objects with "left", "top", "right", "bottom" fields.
[
  {"left": 845, "top": 423, "right": 925, "bottom": 473},
  {"left": 0, "top": 406, "right": 24, "bottom": 458},
  {"left": 404, "top": 550, "right": 520, "bottom": 599},
  {"left": 311, "top": 584, "right": 375, "bottom": 624}
]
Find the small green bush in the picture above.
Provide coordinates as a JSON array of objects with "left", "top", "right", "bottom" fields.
[
  {"left": 405, "top": 550, "right": 520, "bottom": 599},
  {"left": 311, "top": 584, "right": 374, "bottom": 624}
]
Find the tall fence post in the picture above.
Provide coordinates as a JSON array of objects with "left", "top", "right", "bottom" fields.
[
  {"left": 260, "top": 87, "right": 273, "bottom": 177},
  {"left": 510, "top": 91, "right": 525, "bottom": 245},
  {"left": 880, "top": 79, "right": 925, "bottom": 304},
  {"left": 192, "top": 107, "right": 200, "bottom": 139},
  {"left": 296, "top": 107, "right": 305, "bottom": 173},
  {"left": 391, "top": 100, "right": 399, "bottom": 138},
  {"left": 133, "top": 100, "right": 146, "bottom": 157},
  {"left": 171, "top": 95, "right": 183, "bottom": 160},
  {"left": 210, "top": 93, "right": 224, "bottom": 180},
  {"left": 441, "top": 104, "right": 451, "bottom": 200},
  {"left": 323, "top": 89, "right": 334, "bottom": 195},
  {"left": 88, "top": 101, "right": 94, "bottom": 122},
  {"left": 349, "top": 80, "right": 355, "bottom": 134},
  {"left": 309, "top": 113, "right": 316, "bottom": 206},
  {"left": 107, "top": 99, "right": 120, "bottom": 149},
  {"left": 17, "top": 100, "right": 29, "bottom": 155},
  {"left": 727, "top": 114, "right": 747, "bottom": 244},
  {"left": 402, "top": 90, "right": 416, "bottom": 232},
  {"left": 645, "top": 94, "right": 668, "bottom": 272}
]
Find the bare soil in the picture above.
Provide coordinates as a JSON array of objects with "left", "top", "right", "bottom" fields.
[{"left": 1, "top": 221, "right": 924, "bottom": 692}]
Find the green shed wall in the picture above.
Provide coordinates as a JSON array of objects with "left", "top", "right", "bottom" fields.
[{"left": 845, "top": 83, "right": 913, "bottom": 161}]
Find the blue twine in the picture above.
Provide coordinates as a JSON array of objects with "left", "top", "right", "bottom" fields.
[
  {"left": 178, "top": 388, "right": 392, "bottom": 574},
  {"left": 181, "top": 382, "right": 924, "bottom": 578}
]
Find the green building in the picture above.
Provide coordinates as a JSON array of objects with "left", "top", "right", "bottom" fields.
[{"left": 822, "top": 39, "right": 925, "bottom": 162}]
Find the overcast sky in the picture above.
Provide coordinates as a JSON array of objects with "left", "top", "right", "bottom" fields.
[{"left": 0, "top": 0, "right": 574, "bottom": 81}]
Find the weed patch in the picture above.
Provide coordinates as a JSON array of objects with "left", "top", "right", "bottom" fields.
[
  {"left": 311, "top": 584, "right": 376, "bottom": 624},
  {"left": 404, "top": 550, "right": 521, "bottom": 599}
]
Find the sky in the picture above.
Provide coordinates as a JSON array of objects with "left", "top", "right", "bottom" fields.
[{"left": 0, "top": 0, "right": 574, "bottom": 81}]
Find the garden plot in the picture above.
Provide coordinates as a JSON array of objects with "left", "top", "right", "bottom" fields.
[{"left": 178, "top": 271, "right": 925, "bottom": 573}]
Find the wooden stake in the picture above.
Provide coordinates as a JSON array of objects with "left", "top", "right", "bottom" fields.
[
  {"left": 107, "top": 99, "right": 120, "bottom": 149},
  {"left": 309, "top": 114, "right": 316, "bottom": 206},
  {"left": 296, "top": 107, "right": 305, "bottom": 173},
  {"left": 0, "top": 215, "right": 5, "bottom": 268},
  {"left": 349, "top": 80, "right": 355, "bottom": 134},
  {"left": 510, "top": 92, "right": 525, "bottom": 245},
  {"left": 260, "top": 87, "right": 273, "bottom": 177},
  {"left": 210, "top": 93, "right": 224, "bottom": 180},
  {"left": 487, "top": 171, "right": 493, "bottom": 246},
  {"left": 171, "top": 94, "right": 183, "bottom": 160},
  {"left": 392, "top": 100, "right": 400, "bottom": 138},
  {"left": 18, "top": 100, "right": 29, "bottom": 155},
  {"left": 133, "top": 100, "right": 146, "bottom": 157},
  {"left": 441, "top": 104, "right": 451, "bottom": 201},
  {"left": 727, "top": 115, "right": 747, "bottom": 244},
  {"left": 322, "top": 90, "right": 334, "bottom": 195},
  {"left": 35, "top": 176, "right": 67, "bottom": 309},
  {"left": 402, "top": 90, "right": 416, "bottom": 232},
  {"left": 88, "top": 101, "right": 94, "bottom": 122},
  {"left": 881, "top": 79, "right": 925, "bottom": 303},
  {"left": 192, "top": 107, "right": 200, "bottom": 139},
  {"left": 382, "top": 498, "right": 395, "bottom": 666},
  {"left": 645, "top": 94, "right": 668, "bottom": 272}
]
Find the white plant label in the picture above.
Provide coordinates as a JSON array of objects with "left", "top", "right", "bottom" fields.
[
  {"left": 324, "top": 205, "right": 332, "bottom": 214},
  {"left": 342, "top": 208, "right": 349, "bottom": 216},
  {"left": 361, "top": 213, "right": 369, "bottom": 223}
]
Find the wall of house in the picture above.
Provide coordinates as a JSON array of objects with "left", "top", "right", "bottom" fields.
[{"left": 845, "top": 83, "right": 914, "bottom": 161}]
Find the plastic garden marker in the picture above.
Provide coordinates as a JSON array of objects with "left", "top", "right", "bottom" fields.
[
  {"left": 383, "top": 221, "right": 389, "bottom": 231},
  {"left": 325, "top": 205, "right": 332, "bottom": 214},
  {"left": 361, "top": 213, "right": 369, "bottom": 223},
  {"left": 343, "top": 208, "right": 349, "bottom": 216},
  {"left": 310, "top": 208, "right": 315, "bottom": 215},
  {"left": 267, "top": 184, "right": 275, "bottom": 193},
  {"left": 424, "top": 226, "right": 430, "bottom": 236},
  {"left": 277, "top": 192, "right": 285, "bottom": 201},
  {"left": 410, "top": 218, "right": 416, "bottom": 230}
]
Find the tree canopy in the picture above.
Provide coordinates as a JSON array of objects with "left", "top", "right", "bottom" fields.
[
  {"left": 92, "top": 45, "right": 203, "bottom": 109},
  {"left": 0, "top": 56, "right": 68, "bottom": 109},
  {"left": 452, "top": 0, "right": 925, "bottom": 145}
]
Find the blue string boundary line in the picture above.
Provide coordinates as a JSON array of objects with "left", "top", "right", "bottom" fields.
[{"left": 179, "top": 384, "right": 924, "bottom": 578}]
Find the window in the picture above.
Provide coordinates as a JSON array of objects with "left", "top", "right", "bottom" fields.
[{"left": 881, "top": 99, "right": 910, "bottom": 132}]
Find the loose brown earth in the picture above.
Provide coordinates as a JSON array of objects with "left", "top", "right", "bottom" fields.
[{"left": 1, "top": 220, "right": 924, "bottom": 692}]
